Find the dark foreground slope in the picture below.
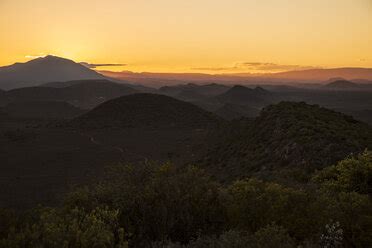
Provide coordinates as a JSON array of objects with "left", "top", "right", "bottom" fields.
[
  {"left": 71, "top": 93, "right": 222, "bottom": 129},
  {"left": 202, "top": 102, "right": 372, "bottom": 181},
  {"left": 0, "top": 94, "right": 219, "bottom": 208}
]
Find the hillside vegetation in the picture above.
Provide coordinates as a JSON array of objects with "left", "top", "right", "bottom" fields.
[{"left": 202, "top": 102, "right": 372, "bottom": 181}]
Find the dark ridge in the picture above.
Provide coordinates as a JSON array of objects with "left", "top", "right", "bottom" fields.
[
  {"left": 324, "top": 80, "right": 359, "bottom": 89},
  {"left": 201, "top": 101, "right": 372, "bottom": 181},
  {"left": 159, "top": 83, "right": 230, "bottom": 97},
  {"left": 214, "top": 85, "right": 270, "bottom": 107},
  {"left": 70, "top": 93, "right": 222, "bottom": 129}
]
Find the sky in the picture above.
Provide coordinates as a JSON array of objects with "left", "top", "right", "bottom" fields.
[{"left": 0, "top": 0, "right": 371, "bottom": 73}]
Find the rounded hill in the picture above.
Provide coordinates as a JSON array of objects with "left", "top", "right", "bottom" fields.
[{"left": 71, "top": 93, "right": 222, "bottom": 128}]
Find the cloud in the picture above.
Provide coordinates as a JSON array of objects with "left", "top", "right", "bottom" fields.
[
  {"left": 80, "top": 62, "right": 127, "bottom": 69},
  {"left": 192, "top": 62, "right": 320, "bottom": 72},
  {"left": 238, "top": 62, "right": 319, "bottom": 71},
  {"left": 191, "top": 66, "right": 238, "bottom": 71}
]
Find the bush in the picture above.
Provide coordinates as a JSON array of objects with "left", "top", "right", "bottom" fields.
[
  {"left": 314, "top": 151, "right": 372, "bottom": 195},
  {"left": 0, "top": 206, "right": 127, "bottom": 248},
  {"left": 65, "top": 162, "right": 226, "bottom": 246}
]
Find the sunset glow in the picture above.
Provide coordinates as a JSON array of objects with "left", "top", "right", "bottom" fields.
[{"left": 1, "top": 0, "right": 371, "bottom": 73}]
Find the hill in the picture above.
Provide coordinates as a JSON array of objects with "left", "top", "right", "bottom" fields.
[
  {"left": 3, "top": 101, "right": 85, "bottom": 119},
  {"left": 201, "top": 102, "right": 372, "bottom": 181},
  {"left": 214, "top": 85, "right": 271, "bottom": 107},
  {"left": 0, "top": 56, "right": 104, "bottom": 90},
  {"left": 71, "top": 93, "right": 221, "bottom": 129},
  {"left": 323, "top": 80, "right": 372, "bottom": 90},
  {"left": 159, "top": 83, "right": 230, "bottom": 97},
  {"left": 324, "top": 80, "right": 360, "bottom": 89},
  {"left": 1, "top": 80, "right": 138, "bottom": 109}
]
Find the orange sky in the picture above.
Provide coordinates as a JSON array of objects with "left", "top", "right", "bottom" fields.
[{"left": 0, "top": 0, "right": 371, "bottom": 73}]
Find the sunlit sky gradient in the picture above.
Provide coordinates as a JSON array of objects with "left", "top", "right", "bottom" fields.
[{"left": 0, "top": 0, "right": 371, "bottom": 73}]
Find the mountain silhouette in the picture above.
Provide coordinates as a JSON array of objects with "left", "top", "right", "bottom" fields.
[
  {"left": 324, "top": 80, "right": 372, "bottom": 90},
  {"left": 265, "top": 68, "right": 372, "bottom": 82},
  {"left": 214, "top": 85, "right": 271, "bottom": 107},
  {"left": 0, "top": 56, "right": 104, "bottom": 90},
  {"left": 71, "top": 93, "right": 221, "bottom": 128}
]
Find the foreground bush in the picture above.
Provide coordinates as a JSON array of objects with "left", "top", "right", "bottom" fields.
[
  {"left": 0, "top": 206, "right": 127, "bottom": 248},
  {"left": 1, "top": 155, "right": 372, "bottom": 247}
]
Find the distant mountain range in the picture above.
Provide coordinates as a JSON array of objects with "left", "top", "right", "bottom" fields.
[
  {"left": 100, "top": 67, "right": 372, "bottom": 85},
  {"left": 1, "top": 56, "right": 372, "bottom": 90},
  {"left": 324, "top": 80, "right": 372, "bottom": 90},
  {"left": 0, "top": 56, "right": 104, "bottom": 90},
  {"left": 261, "top": 68, "right": 372, "bottom": 82}
]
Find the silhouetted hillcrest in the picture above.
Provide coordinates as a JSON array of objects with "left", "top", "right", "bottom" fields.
[
  {"left": 70, "top": 93, "right": 222, "bottom": 129},
  {"left": 214, "top": 85, "right": 271, "bottom": 107},
  {"left": 159, "top": 83, "right": 230, "bottom": 97},
  {"left": 202, "top": 102, "right": 372, "bottom": 181},
  {"left": 3, "top": 101, "right": 85, "bottom": 119},
  {"left": 324, "top": 80, "right": 359, "bottom": 89},
  {"left": 323, "top": 79, "right": 372, "bottom": 90},
  {"left": 0, "top": 56, "right": 104, "bottom": 90},
  {"left": 0, "top": 79, "right": 138, "bottom": 109}
]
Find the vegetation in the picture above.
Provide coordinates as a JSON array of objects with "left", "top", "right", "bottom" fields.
[
  {"left": 1, "top": 99, "right": 372, "bottom": 247},
  {"left": 201, "top": 102, "right": 372, "bottom": 182},
  {"left": 71, "top": 94, "right": 223, "bottom": 129},
  {"left": 1, "top": 151, "right": 371, "bottom": 247}
]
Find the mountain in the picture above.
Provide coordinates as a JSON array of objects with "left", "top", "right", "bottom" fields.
[
  {"left": 159, "top": 83, "right": 230, "bottom": 97},
  {"left": 201, "top": 102, "right": 372, "bottom": 181},
  {"left": 263, "top": 68, "right": 372, "bottom": 82},
  {"left": 323, "top": 80, "right": 372, "bottom": 90},
  {"left": 100, "top": 68, "right": 372, "bottom": 85},
  {"left": 70, "top": 93, "right": 222, "bottom": 129},
  {"left": 0, "top": 56, "right": 104, "bottom": 90},
  {"left": 214, "top": 85, "right": 271, "bottom": 107},
  {"left": 3, "top": 101, "right": 85, "bottom": 119},
  {"left": 1, "top": 79, "right": 138, "bottom": 109},
  {"left": 324, "top": 80, "right": 360, "bottom": 89}
]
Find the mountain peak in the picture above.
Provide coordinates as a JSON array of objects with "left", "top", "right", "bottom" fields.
[
  {"left": 29, "top": 55, "right": 75, "bottom": 64},
  {"left": 0, "top": 56, "right": 104, "bottom": 90}
]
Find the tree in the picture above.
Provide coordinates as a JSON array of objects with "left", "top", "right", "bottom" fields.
[
  {"left": 314, "top": 150, "right": 372, "bottom": 195},
  {"left": 65, "top": 162, "right": 226, "bottom": 246},
  {"left": 0, "top": 206, "right": 127, "bottom": 248}
]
